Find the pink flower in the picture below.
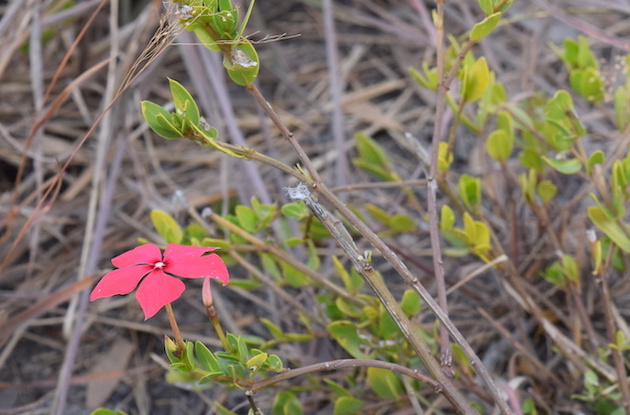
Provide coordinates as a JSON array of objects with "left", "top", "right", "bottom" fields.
[{"left": 90, "top": 244, "right": 229, "bottom": 319}]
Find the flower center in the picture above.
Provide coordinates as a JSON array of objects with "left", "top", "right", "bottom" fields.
[{"left": 154, "top": 261, "right": 166, "bottom": 269}]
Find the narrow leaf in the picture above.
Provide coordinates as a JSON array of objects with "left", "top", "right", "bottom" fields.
[{"left": 470, "top": 12, "right": 502, "bottom": 41}]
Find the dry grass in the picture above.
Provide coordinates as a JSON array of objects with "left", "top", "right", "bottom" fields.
[{"left": 1, "top": 0, "right": 630, "bottom": 414}]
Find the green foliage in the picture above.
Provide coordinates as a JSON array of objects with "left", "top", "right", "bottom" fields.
[
  {"left": 437, "top": 141, "right": 453, "bottom": 171},
  {"left": 333, "top": 397, "right": 364, "bottom": 415},
  {"left": 470, "top": 12, "right": 501, "bottom": 42},
  {"left": 365, "top": 203, "right": 416, "bottom": 236},
  {"left": 142, "top": 79, "right": 249, "bottom": 157},
  {"left": 327, "top": 321, "right": 372, "bottom": 359},
  {"left": 552, "top": 36, "right": 604, "bottom": 103},
  {"left": 543, "top": 255, "right": 579, "bottom": 286},
  {"left": 443, "top": 211, "right": 493, "bottom": 261},
  {"left": 90, "top": 410, "right": 128, "bottom": 415},
  {"left": 273, "top": 391, "right": 303, "bottom": 415},
  {"left": 177, "top": 0, "right": 260, "bottom": 86},
  {"left": 457, "top": 174, "right": 482, "bottom": 214},
  {"left": 613, "top": 66, "right": 630, "bottom": 130},
  {"left": 164, "top": 336, "right": 285, "bottom": 390},
  {"left": 408, "top": 62, "right": 438, "bottom": 90},
  {"left": 486, "top": 129, "right": 512, "bottom": 161},
  {"left": 367, "top": 367, "right": 404, "bottom": 400},
  {"left": 461, "top": 57, "right": 490, "bottom": 103},
  {"left": 140, "top": 5, "right": 630, "bottom": 412},
  {"left": 588, "top": 206, "right": 630, "bottom": 253},
  {"left": 352, "top": 132, "right": 398, "bottom": 181},
  {"left": 477, "top": 0, "right": 514, "bottom": 14},
  {"left": 150, "top": 210, "right": 183, "bottom": 244},
  {"left": 222, "top": 39, "right": 260, "bottom": 86},
  {"left": 486, "top": 111, "right": 514, "bottom": 161},
  {"left": 332, "top": 256, "right": 364, "bottom": 294},
  {"left": 169, "top": 78, "right": 200, "bottom": 127}
]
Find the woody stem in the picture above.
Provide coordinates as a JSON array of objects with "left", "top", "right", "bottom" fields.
[{"left": 164, "top": 303, "right": 185, "bottom": 353}]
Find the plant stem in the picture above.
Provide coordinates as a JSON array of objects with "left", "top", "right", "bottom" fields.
[
  {"left": 596, "top": 252, "right": 630, "bottom": 409},
  {"left": 430, "top": 0, "right": 452, "bottom": 376},
  {"left": 250, "top": 359, "right": 440, "bottom": 394},
  {"left": 288, "top": 184, "right": 477, "bottom": 413},
  {"left": 247, "top": 83, "right": 321, "bottom": 182},
  {"left": 206, "top": 304, "right": 230, "bottom": 351},
  {"left": 164, "top": 303, "right": 185, "bottom": 353},
  {"left": 204, "top": 206, "right": 362, "bottom": 305}
]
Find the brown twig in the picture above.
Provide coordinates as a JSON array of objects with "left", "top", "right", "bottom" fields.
[{"left": 250, "top": 359, "right": 440, "bottom": 395}]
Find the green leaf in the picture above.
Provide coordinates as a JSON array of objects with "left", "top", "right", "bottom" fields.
[
  {"left": 335, "top": 297, "right": 363, "bottom": 318},
  {"left": 408, "top": 62, "right": 438, "bottom": 90},
  {"left": 201, "top": 237, "right": 231, "bottom": 251},
  {"left": 327, "top": 321, "right": 371, "bottom": 359},
  {"left": 587, "top": 150, "right": 605, "bottom": 173},
  {"left": 462, "top": 213, "right": 492, "bottom": 257},
  {"left": 223, "top": 40, "right": 260, "bottom": 86},
  {"left": 245, "top": 352, "right": 267, "bottom": 370},
  {"left": 227, "top": 278, "right": 262, "bottom": 290},
  {"left": 486, "top": 129, "right": 513, "bottom": 161},
  {"left": 260, "top": 318, "right": 284, "bottom": 339},
  {"left": 378, "top": 305, "right": 399, "bottom": 339},
  {"left": 542, "top": 156, "right": 583, "bottom": 174},
  {"left": 537, "top": 180, "right": 557, "bottom": 204},
  {"left": 440, "top": 204, "right": 456, "bottom": 231},
  {"left": 353, "top": 132, "right": 393, "bottom": 179},
  {"left": 367, "top": 367, "right": 404, "bottom": 399},
  {"left": 150, "top": 210, "right": 183, "bottom": 244},
  {"left": 281, "top": 201, "right": 309, "bottom": 219},
  {"left": 90, "top": 410, "right": 128, "bottom": 415},
  {"left": 569, "top": 67, "right": 604, "bottom": 104},
  {"left": 519, "top": 148, "right": 545, "bottom": 171},
  {"left": 461, "top": 57, "right": 490, "bottom": 103},
  {"left": 273, "top": 391, "right": 303, "bottom": 415},
  {"left": 212, "top": 402, "right": 238, "bottom": 415},
  {"left": 496, "top": 110, "right": 514, "bottom": 137},
  {"left": 365, "top": 203, "right": 391, "bottom": 225},
  {"left": 519, "top": 169, "right": 537, "bottom": 204},
  {"left": 195, "top": 341, "right": 220, "bottom": 372},
  {"left": 260, "top": 253, "right": 282, "bottom": 280},
  {"left": 543, "top": 261, "right": 566, "bottom": 286},
  {"left": 235, "top": 205, "right": 257, "bottom": 233},
  {"left": 470, "top": 13, "right": 501, "bottom": 41},
  {"left": 141, "top": 101, "right": 182, "bottom": 140},
  {"left": 545, "top": 90, "right": 572, "bottom": 120},
  {"left": 334, "top": 397, "right": 364, "bottom": 415},
  {"left": 545, "top": 90, "right": 585, "bottom": 138},
  {"left": 588, "top": 207, "right": 630, "bottom": 253},
  {"left": 389, "top": 214, "right": 416, "bottom": 232},
  {"left": 168, "top": 78, "right": 200, "bottom": 126},
  {"left": 458, "top": 174, "right": 482, "bottom": 213},
  {"left": 400, "top": 289, "right": 422, "bottom": 317},
  {"left": 477, "top": 0, "right": 493, "bottom": 14},
  {"left": 266, "top": 354, "right": 284, "bottom": 371},
  {"left": 324, "top": 379, "right": 353, "bottom": 398},
  {"left": 280, "top": 260, "right": 310, "bottom": 287},
  {"left": 577, "top": 35, "right": 598, "bottom": 69},
  {"left": 614, "top": 86, "right": 630, "bottom": 131},
  {"left": 561, "top": 254, "right": 579, "bottom": 283},
  {"left": 437, "top": 142, "right": 453, "bottom": 171},
  {"left": 332, "top": 256, "right": 363, "bottom": 294}
]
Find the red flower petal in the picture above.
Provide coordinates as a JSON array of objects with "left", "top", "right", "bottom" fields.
[
  {"left": 112, "top": 244, "right": 162, "bottom": 268},
  {"left": 90, "top": 265, "right": 152, "bottom": 300},
  {"left": 166, "top": 253, "right": 229, "bottom": 285},
  {"left": 135, "top": 270, "right": 185, "bottom": 319},
  {"left": 163, "top": 244, "right": 217, "bottom": 263}
]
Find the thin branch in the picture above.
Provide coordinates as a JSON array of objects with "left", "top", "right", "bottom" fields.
[{"left": 251, "top": 359, "right": 440, "bottom": 397}]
